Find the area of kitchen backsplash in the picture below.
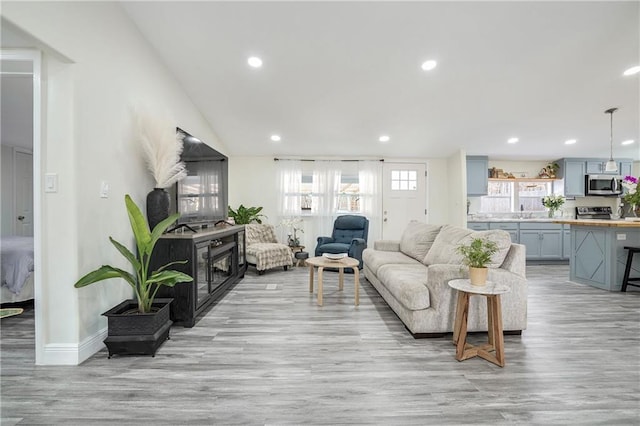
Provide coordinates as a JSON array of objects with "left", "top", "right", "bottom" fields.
[{"left": 467, "top": 196, "right": 622, "bottom": 220}]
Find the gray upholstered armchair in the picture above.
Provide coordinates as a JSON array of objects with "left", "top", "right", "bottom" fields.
[{"left": 315, "top": 215, "right": 369, "bottom": 269}]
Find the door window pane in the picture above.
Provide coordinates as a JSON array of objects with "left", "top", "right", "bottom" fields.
[{"left": 391, "top": 169, "right": 418, "bottom": 191}]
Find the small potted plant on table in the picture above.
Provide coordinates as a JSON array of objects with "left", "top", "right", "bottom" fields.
[
  {"left": 456, "top": 238, "right": 499, "bottom": 286},
  {"left": 74, "top": 195, "right": 193, "bottom": 358}
]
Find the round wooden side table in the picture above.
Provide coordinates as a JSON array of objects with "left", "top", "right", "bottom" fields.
[{"left": 448, "top": 279, "right": 511, "bottom": 367}]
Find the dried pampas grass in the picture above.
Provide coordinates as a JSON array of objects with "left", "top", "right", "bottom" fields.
[{"left": 135, "top": 111, "right": 187, "bottom": 188}]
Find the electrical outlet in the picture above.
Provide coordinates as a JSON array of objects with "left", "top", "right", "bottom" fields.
[
  {"left": 617, "top": 233, "right": 626, "bottom": 241},
  {"left": 100, "top": 181, "right": 109, "bottom": 198}
]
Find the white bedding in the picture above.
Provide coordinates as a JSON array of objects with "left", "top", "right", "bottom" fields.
[{"left": 1, "top": 236, "right": 34, "bottom": 294}]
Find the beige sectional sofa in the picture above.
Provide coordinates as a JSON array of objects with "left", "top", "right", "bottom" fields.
[{"left": 362, "top": 222, "right": 527, "bottom": 337}]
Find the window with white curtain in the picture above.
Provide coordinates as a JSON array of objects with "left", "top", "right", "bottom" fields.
[{"left": 276, "top": 159, "right": 382, "bottom": 241}]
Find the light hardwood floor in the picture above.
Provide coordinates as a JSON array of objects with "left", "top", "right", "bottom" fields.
[{"left": 1, "top": 264, "right": 639, "bottom": 425}]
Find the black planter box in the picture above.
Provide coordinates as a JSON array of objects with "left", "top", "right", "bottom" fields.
[{"left": 102, "top": 298, "right": 173, "bottom": 358}]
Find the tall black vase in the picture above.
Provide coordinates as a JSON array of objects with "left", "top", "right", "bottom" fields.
[{"left": 146, "top": 188, "right": 170, "bottom": 231}]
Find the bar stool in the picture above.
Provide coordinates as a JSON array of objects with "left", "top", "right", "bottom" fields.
[{"left": 621, "top": 246, "right": 640, "bottom": 292}]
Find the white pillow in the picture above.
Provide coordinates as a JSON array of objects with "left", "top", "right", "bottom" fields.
[
  {"left": 399, "top": 222, "right": 442, "bottom": 262},
  {"left": 423, "top": 225, "right": 511, "bottom": 268}
]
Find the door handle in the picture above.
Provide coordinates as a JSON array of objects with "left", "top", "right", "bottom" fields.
[{"left": 18, "top": 216, "right": 25, "bottom": 221}]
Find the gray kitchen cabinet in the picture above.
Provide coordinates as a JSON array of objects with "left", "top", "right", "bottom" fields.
[
  {"left": 556, "top": 158, "right": 586, "bottom": 198},
  {"left": 562, "top": 225, "right": 571, "bottom": 259},
  {"left": 619, "top": 161, "right": 633, "bottom": 177},
  {"left": 519, "top": 223, "right": 563, "bottom": 260},
  {"left": 586, "top": 159, "right": 632, "bottom": 176},
  {"left": 466, "top": 156, "right": 489, "bottom": 196},
  {"left": 467, "top": 222, "right": 489, "bottom": 231},
  {"left": 489, "top": 222, "right": 519, "bottom": 243}
]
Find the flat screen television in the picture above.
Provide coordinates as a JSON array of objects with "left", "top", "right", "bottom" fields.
[{"left": 170, "top": 128, "right": 228, "bottom": 228}]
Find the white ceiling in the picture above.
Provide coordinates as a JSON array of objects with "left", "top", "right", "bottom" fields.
[
  {"left": 122, "top": 1, "right": 640, "bottom": 161},
  {"left": 2, "top": 3, "right": 639, "bottom": 161}
]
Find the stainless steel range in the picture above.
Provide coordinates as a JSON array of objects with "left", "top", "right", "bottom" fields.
[{"left": 575, "top": 206, "right": 613, "bottom": 220}]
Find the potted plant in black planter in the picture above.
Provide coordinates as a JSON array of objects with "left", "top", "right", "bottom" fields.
[
  {"left": 74, "top": 194, "right": 193, "bottom": 358},
  {"left": 456, "top": 237, "right": 498, "bottom": 286}
]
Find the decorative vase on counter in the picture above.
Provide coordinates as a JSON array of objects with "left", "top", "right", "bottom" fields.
[
  {"left": 547, "top": 209, "right": 555, "bottom": 219},
  {"left": 146, "top": 188, "right": 170, "bottom": 231}
]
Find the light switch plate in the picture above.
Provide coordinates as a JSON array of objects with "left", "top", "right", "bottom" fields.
[
  {"left": 617, "top": 233, "right": 626, "bottom": 241},
  {"left": 45, "top": 173, "right": 58, "bottom": 193}
]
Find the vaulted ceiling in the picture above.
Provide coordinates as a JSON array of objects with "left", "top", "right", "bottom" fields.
[
  {"left": 122, "top": 1, "right": 639, "bottom": 161},
  {"left": 2, "top": 2, "right": 639, "bottom": 161}
]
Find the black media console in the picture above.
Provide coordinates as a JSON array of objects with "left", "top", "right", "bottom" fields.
[{"left": 150, "top": 225, "right": 246, "bottom": 327}]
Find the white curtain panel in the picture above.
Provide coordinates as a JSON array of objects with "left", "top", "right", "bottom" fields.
[
  {"left": 311, "top": 161, "right": 342, "bottom": 240},
  {"left": 275, "top": 159, "right": 303, "bottom": 242},
  {"left": 359, "top": 160, "right": 383, "bottom": 242}
]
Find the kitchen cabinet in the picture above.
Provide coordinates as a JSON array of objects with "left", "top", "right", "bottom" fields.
[
  {"left": 562, "top": 225, "right": 571, "bottom": 259},
  {"left": 466, "top": 156, "right": 489, "bottom": 196},
  {"left": 555, "top": 158, "right": 586, "bottom": 198},
  {"left": 586, "top": 159, "right": 633, "bottom": 176},
  {"left": 519, "top": 223, "right": 563, "bottom": 260},
  {"left": 467, "top": 222, "right": 489, "bottom": 231},
  {"left": 489, "top": 222, "right": 519, "bottom": 243},
  {"left": 619, "top": 161, "right": 633, "bottom": 177}
]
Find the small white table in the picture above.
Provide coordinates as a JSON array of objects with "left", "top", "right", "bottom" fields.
[
  {"left": 306, "top": 256, "right": 360, "bottom": 306},
  {"left": 448, "top": 279, "right": 511, "bottom": 367}
]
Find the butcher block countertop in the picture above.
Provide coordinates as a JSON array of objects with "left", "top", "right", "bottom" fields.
[{"left": 553, "top": 219, "right": 640, "bottom": 228}]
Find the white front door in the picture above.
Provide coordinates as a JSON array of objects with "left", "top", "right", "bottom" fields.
[
  {"left": 14, "top": 149, "right": 34, "bottom": 236},
  {"left": 382, "top": 162, "right": 427, "bottom": 240}
]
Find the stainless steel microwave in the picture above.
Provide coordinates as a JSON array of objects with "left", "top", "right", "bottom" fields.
[{"left": 585, "top": 174, "right": 623, "bottom": 196}]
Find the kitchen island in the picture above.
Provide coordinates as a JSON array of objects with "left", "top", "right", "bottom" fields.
[{"left": 553, "top": 219, "right": 640, "bottom": 291}]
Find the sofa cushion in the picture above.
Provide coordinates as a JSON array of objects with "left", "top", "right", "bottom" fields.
[
  {"left": 423, "top": 225, "right": 511, "bottom": 268},
  {"left": 472, "top": 229, "right": 513, "bottom": 268},
  {"left": 376, "top": 264, "right": 430, "bottom": 311},
  {"left": 399, "top": 222, "right": 442, "bottom": 262},
  {"left": 363, "top": 249, "right": 420, "bottom": 276},
  {"left": 423, "top": 225, "right": 473, "bottom": 266}
]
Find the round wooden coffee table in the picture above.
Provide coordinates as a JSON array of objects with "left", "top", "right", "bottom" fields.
[{"left": 306, "top": 256, "right": 360, "bottom": 306}]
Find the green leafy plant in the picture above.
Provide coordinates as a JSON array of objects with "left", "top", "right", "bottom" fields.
[
  {"left": 74, "top": 194, "right": 193, "bottom": 313},
  {"left": 228, "top": 204, "right": 266, "bottom": 224},
  {"left": 456, "top": 238, "right": 499, "bottom": 268}
]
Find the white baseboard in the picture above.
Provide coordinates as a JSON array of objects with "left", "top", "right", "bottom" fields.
[{"left": 41, "top": 327, "right": 107, "bottom": 365}]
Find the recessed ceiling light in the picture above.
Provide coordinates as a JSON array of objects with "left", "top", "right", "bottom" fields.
[
  {"left": 270, "top": 134, "right": 281, "bottom": 142},
  {"left": 421, "top": 60, "right": 437, "bottom": 71},
  {"left": 379, "top": 135, "right": 390, "bottom": 143},
  {"left": 621, "top": 139, "right": 635, "bottom": 145},
  {"left": 248, "top": 56, "right": 263, "bottom": 68},
  {"left": 565, "top": 139, "right": 577, "bottom": 145},
  {"left": 507, "top": 137, "right": 519, "bottom": 144},
  {"left": 623, "top": 65, "right": 640, "bottom": 76}
]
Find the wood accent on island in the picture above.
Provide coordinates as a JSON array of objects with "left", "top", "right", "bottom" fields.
[{"left": 553, "top": 220, "right": 640, "bottom": 291}]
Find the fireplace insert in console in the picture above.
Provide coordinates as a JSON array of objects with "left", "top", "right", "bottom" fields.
[{"left": 150, "top": 226, "right": 246, "bottom": 327}]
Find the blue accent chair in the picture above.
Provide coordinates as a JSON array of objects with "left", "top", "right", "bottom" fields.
[{"left": 315, "top": 215, "right": 369, "bottom": 270}]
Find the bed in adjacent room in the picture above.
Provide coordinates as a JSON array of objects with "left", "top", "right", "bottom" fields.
[{"left": 1, "top": 236, "right": 35, "bottom": 304}]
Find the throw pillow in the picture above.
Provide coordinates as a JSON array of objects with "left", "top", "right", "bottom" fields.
[
  {"left": 469, "top": 229, "right": 512, "bottom": 268},
  {"left": 399, "top": 222, "right": 442, "bottom": 262},
  {"left": 423, "top": 225, "right": 473, "bottom": 265}
]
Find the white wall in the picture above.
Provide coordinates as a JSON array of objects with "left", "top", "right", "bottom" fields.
[
  {"left": 3, "top": 2, "right": 228, "bottom": 364},
  {"left": 1, "top": 145, "right": 14, "bottom": 236},
  {"left": 447, "top": 150, "right": 467, "bottom": 227},
  {"left": 229, "top": 155, "right": 459, "bottom": 248}
]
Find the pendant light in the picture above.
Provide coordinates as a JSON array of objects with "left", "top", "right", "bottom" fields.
[{"left": 604, "top": 107, "right": 618, "bottom": 172}]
